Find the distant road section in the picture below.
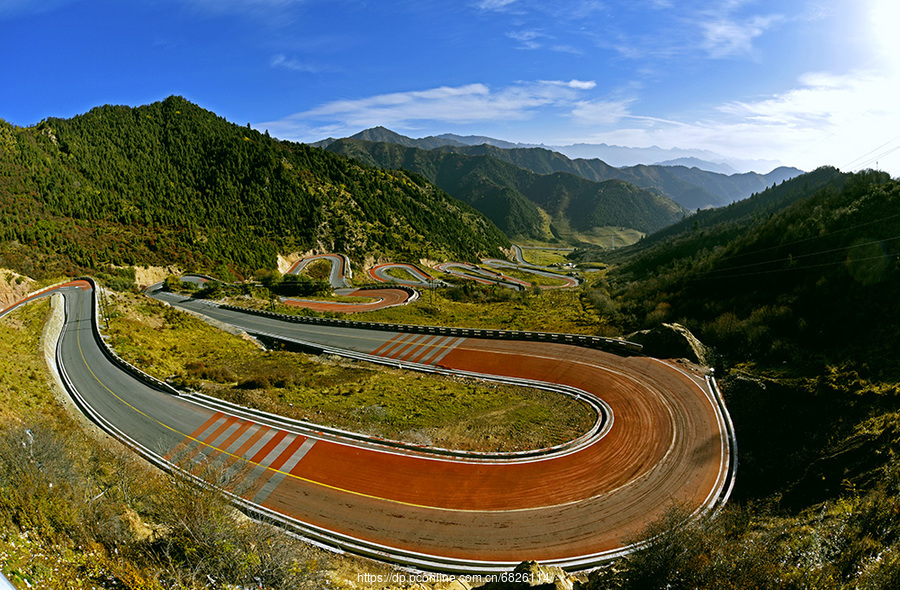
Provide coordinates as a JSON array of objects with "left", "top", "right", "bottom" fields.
[
  {"left": 367, "top": 263, "right": 448, "bottom": 288},
  {"left": 283, "top": 255, "right": 415, "bottom": 312},
  {"left": 435, "top": 259, "right": 579, "bottom": 290},
  {"left": 287, "top": 254, "right": 352, "bottom": 288},
  {"left": 434, "top": 262, "right": 526, "bottom": 290},
  {"left": 280, "top": 287, "right": 416, "bottom": 313},
  {"left": 480, "top": 259, "right": 580, "bottom": 289}
]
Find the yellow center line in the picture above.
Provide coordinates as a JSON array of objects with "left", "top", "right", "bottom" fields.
[{"left": 72, "top": 293, "right": 539, "bottom": 513}]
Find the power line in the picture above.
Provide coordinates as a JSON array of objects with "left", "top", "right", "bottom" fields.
[
  {"left": 713, "top": 210, "right": 900, "bottom": 265},
  {"left": 850, "top": 144, "right": 900, "bottom": 172},
  {"left": 842, "top": 134, "right": 900, "bottom": 170},
  {"left": 693, "top": 249, "right": 897, "bottom": 282},
  {"left": 701, "top": 234, "right": 900, "bottom": 276}
]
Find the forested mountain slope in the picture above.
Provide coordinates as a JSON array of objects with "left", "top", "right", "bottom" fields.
[
  {"left": 0, "top": 97, "right": 508, "bottom": 279},
  {"left": 611, "top": 166, "right": 850, "bottom": 254},
  {"left": 316, "top": 127, "right": 803, "bottom": 210},
  {"left": 324, "top": 138, "right": 687, "bottom": 241},
  {"left": 436, "top": 143, "right": 802, "bottom": 210},
  {"left": 598, "top": 169, "right": 900, "bottom": 504}
]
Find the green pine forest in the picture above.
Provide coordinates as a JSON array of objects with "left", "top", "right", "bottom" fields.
[{"left": 0, "top": 96, "right": 509, "bottom": 280}]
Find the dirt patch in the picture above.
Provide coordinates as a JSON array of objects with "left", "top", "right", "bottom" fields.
[
  {"left": 0, "top": 268, "right": 35, "bottom": 310},
  {"left": 278, "top": 251, "right": 315, "bottom": 274},
  {"left": 133, "top": 265, "right": 182, "bottom": 289}
]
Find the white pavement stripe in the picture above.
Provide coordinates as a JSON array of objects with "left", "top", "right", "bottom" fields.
[{"left": 251, "top": 438, "right": 317, "bottom": 504}]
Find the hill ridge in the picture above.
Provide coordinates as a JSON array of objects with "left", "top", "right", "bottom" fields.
[
  {"left": 0, "top": 96, "right": 509, "bottom": 279},
  {"left": 324, "top": 138, "right": 687, "bottom": 243}
]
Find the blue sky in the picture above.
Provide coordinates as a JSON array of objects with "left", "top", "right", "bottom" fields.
[{"left": 2, "top": 0, "right": 898, "bottom": 174}]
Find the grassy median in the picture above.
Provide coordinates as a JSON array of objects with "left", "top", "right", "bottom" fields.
[{"left": 105, "top": 290, "right": 596, "bottom": 452}]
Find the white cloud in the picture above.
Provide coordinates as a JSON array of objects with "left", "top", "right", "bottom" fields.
[
  {"left": 185, "top": 0, "right": 307, "bottom": 11},
  {"left": 507, "top": 29, "right": 585, "bottom": 54},
  {"left": 565, "top": 79, "right": 597, "bottom": 90},
  {"left": 508, "top": 30, "right": 546, "bottom": 50},
  {"left": 550, "top": 44, "right": 584, "bottom": 55},
  {"left": 577, "top": 69, "right": 900, "bottom": 174},
  {"left": 270, "top": 54, "right": 322, "bottom": 73},
  {"left": 476, "top": 0, "right": 520, "bottom": 11},
  {"left": 571, "top": 99, "right": 633, "bottom": 125},
  {"left": 260, "top": 79, "right": 597, "bottom": 140},
  {"left": 699, "top": 13, "right": 784, "bottom": 59},
  {"left": 178, "top": 0, "right": 312, "bottom": 21},
  {"left": 0, "top": 0, "right": 75, "bottom": 18}
]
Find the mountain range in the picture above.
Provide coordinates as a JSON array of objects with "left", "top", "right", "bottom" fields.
[
  {"left": 323, "top": 137, "right": 688, "bottom": 243},
  {"left": 313, "top": 127, "right": 803, "bottom": 244},
  {"left": 313, "top": 126, "right": 791, "bottom": 176},
  {"left": 314, "top": 127, "right": 803, "bottom": 211}
]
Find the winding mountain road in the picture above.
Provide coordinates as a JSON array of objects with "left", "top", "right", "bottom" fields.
[
  {"left": 3, "top": 280, "right": 735, "bottom": 573},
  {"left": 367, "top": 263, "right": 448, "bottom": 288},
  {"left": 284, "top": 255, "right": 415, "bottom": 312}
]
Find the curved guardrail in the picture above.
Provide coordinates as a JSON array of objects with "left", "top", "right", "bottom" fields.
[
  {"left": 230, "top": 328, "right": 611, "bottom": 461},
  {"left": 707, "top": 374, "right": 738, "bottom": 510},
  {"left": 216, "top": 302, "right": 643, "bottom": 355},
  {"left": 19, "top": 278, "right": 732, "bottom": 576}
]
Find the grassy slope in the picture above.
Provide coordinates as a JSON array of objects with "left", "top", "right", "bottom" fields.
[{"left": 104, "top": 290, "right": 595, "bottom": 452}]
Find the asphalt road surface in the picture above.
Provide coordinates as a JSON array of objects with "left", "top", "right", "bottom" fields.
[{"left": 7, "top": 282, "right": 734, "bottom": 573}]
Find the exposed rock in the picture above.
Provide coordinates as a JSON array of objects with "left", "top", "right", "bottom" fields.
[
  {"left": 474, "top": 561, "right": 574, "bottom": 590},
  {"left": 133, "top": 265, "right": 182, "bottom": 289},
  {"left": 627, "top": 322, "right": 709, "bottom": 365},
  {"left": 0, "top": 268, "right": 34, "bottom": 310},
  {"left": 278, "top": 251, "right": 313, "bottom": 274}
]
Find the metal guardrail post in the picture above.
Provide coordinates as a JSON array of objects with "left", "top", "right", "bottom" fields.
[{"left": 215, "top": 303, "right": 642, "bottom": 354}]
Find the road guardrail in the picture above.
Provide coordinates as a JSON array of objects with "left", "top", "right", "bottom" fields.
[{"left": 217, "top": 303, "right": 643, "bottom": 355}]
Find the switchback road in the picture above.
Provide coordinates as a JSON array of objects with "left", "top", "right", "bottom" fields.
[{"left": 3, "top": 280, "right": 735, "bottom": 573}]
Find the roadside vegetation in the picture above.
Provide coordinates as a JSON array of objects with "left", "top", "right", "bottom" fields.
[
  {"left": 0, "top": 297, "right": 331, "bottom": 589},
  {"left": 572, "top": 169, "right": 900, "bottom": 589},
  {"left": 103, "top": 290, "right": 595, "bottom": 452}
]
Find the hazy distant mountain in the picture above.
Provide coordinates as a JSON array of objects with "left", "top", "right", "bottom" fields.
[
  {"left": 315, "top": 127, "right": 776, "bottom": 172},
  {"left": 434, "top": 143, "right": 804, "bottom": 210},
  {"left": 312, "top": 126, "right": 468, "bottom": 150},
  {"left": 549, "top": 142, "right": 782, "bottom": 174},
  {"left": 653, "top": 158, "right": 739, "bottom": 175},
  {"left": 431, "top": 133, "right": 532, "bottom": 150}
]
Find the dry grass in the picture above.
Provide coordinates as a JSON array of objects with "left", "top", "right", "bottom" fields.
[{"left": 105, "top": 290, "right": 596, "bottom": 452}]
